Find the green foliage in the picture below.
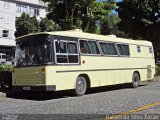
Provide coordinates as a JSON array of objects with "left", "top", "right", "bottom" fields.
[
  {"left": 15, "top": 13, "right": 39, "bottom": 37},
  {"left": 15, "top": 13, "right": 61, "bottom": 37},
  {"left": 42, "top": 0, "right": 116, "bottom": 33},
  {"left": 155, "top": 65, "right": 160, "bottom": 77},
  {"left": 117, "top": 0, "right": 160, "bottom": 52},
  {"left": 100, "top": 14, "right": 128, "bottom": 37},
  {"left": 39, "top": 17, "right": 60, "bottom": 32},
  {"left": 100, "top": 14, "right": 119, "bottom": 35},
  {"left": 0, "top": 64, "right": 13, "bottom": 72}
]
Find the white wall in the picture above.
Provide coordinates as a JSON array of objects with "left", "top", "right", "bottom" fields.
[
  {"left": 0, "top": 0, "right": 16, "bottom": 46},
  {"left": 0, "top": 0, "right": 47, "bottom": 47}
]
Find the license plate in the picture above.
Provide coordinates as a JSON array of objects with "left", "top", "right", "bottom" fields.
[{"left": 23, "top": 87, "right": 31, "bottom": 90}]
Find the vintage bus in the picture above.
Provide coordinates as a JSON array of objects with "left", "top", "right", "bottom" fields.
[{"left": 12, "top": 30, "right": 155, "bottom": 96}]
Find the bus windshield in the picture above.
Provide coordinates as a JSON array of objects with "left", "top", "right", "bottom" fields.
[{"left": 15, "top": 34, "right": 52, "bottom": 67}]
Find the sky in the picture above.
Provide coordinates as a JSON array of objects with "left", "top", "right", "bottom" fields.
[
  {"left": 116, "top": 0, "right": 122, "bottom": 2},
  {"left": 111, "top": 0, "right": 122, "bottom": 14}
]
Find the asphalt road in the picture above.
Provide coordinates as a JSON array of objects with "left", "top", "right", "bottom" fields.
[{"left": 0, "top": 78, "right": 160, "bottom": 120}]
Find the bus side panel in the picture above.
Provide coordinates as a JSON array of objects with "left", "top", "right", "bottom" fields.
[
  {"left": 45, "top": 66, "right": 91, "bottom": 91},
  {"left": 44, "top": 43, "right": 155, "bottom": 91}
]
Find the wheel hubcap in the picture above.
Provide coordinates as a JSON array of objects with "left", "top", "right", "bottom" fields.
[
  {"left": 134, "top": 76, "right": 139, "bottom": 86},
  {"left": 78, "top": 79, "right": 85, "bottom": 92}
]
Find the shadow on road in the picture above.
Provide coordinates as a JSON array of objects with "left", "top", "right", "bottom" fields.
[{"left": 1, "top": 83, "right": 146, "bottom": 101}]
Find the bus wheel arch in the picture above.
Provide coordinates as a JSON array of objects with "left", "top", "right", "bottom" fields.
[
  {"left": 74, "top": 74, "right": 90, "bottom": 96},
  {"left": 132, "top": 71, "right": 141, "bottom": 88}
]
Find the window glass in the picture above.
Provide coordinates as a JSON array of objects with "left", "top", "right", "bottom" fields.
[
  {"left": 55, "top": 40, "right": 79, "bottom": 64},
  {"left": 80, "top": 40, "right": 91, "bottom": 54},
  {"left": 68, "top": 55, "right": 79, "bottom": 63},
  {"left": 2, "top": 55, "right": 6, "bottom": 59},
  {"left": 67, "top": 43, "right": 77, "bottom": 54},
  {"left": 99, "top": 42, "right": 110, "bottom": 55},
  {"left": 15, "top": 35, "right": 52, "bottom": 66},
  {"left": 149, "top": 47, "right": 152, "bottom": 54},
  {"left": 4, "top": 1, "right": 9, "bottom": 9},
  {"left": 108, "top": 43, "right": 117, "bottom": 55},
  {"left": 16, "top": 4, "right": 20, "bottom": 13},
  {"left": 29, "top": 7, "right": 34, "bottom": 15},
  {"left": 34, "top": 8, "right": 39, "bottom": 16},
  {"left": 22, "top": 6, "right": 28, "bottom": 13},
  {"left": 117, "top": 44, "right": 124, "bottom": 55},
  {"left": 122, "top": 44, "right": 130, "bottom": 55},
  {"left": 60, "top": 42, "right": 67, "bottom": 53},
  {"left": 88, "top": 41, "right": 100, "bottom": 54},
  {"left": 55, "top": 41, "right": 59, "bottom": 53},
  {"left": 56, "top": 55, "right": 68, "bottom": 63},
  {"left": 3, "top": 30, "right": 9, "bottom": 38},
  {"left": 137, "top": 46, "right": 141, "bottom": 53},
  {"left": 117, "top": 44, "right": 130, "bottom": 56}
]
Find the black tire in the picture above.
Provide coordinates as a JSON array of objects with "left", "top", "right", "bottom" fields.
[
  {"left": 132, "top": 72, "right": 140, "bottom": 88},
  {"left": 75, "top": 76, "right": 87, "bottom": 96}
]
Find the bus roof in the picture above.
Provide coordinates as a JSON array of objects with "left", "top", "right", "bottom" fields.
[{"left": 16, "top": 30, "right": 152, "bottom": 46}]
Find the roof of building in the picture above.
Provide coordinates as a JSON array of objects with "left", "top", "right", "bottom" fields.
[{"left": 16, "top": 30, "right": 152, "bottom": 46}]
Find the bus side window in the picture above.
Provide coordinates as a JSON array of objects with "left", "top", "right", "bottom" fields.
[
  {"left": 117, "top": 44, "right": 130, "bottom": 56},
  {"left": 149, "top": 47, "right": 153, "bottom": 54},
  {"left": 99, "top": 42, "right": 111, "bottom": 55},
  {"left": 67, "top": 42, "right": 79, "bottom": 63},
  {"left": 55, "top": 40, "right": 79, "bottom": 64},
  {"left": 80, "top": 40, "right": 91, "bottom": 54},
  {"left": 108, "top": 43, "right": 118, "bottom": 55},
  {"left": 137, "top": 45, "right": 141, "bottom": 53},
  {"left": 88, "top": 41, "right": 100, "bottom": 54},
  {"left": 122, "top": 44, "right": 130, "bottom": 55},
  {"left": 60, "top": 42, "right": 67, "bottom": 53},
  {"left": 67, "top": 42, "right": 77, "bottom": 54},
  {"left": 117, "top": 44, "right": 124, "bottom": 55}
]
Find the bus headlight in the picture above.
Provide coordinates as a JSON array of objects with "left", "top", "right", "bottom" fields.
[{"left": 41, "top": 73, "right": 45, "bottom": 84}]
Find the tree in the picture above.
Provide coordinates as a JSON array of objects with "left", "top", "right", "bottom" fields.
[
  {"left": 39, "top": 17, "right": 60, "bottom": 32},
  {"left": 117, "top": 0, "right": 160, "bottom": 52},
  {"left": 100, "top": 14, "right": 128, "bottom": 37},
  {"left": 15, "top": 13, "right": 39, "bottom": 37},
  {"left": 42, "top": 0, "right": 116, "bottom": 33}
]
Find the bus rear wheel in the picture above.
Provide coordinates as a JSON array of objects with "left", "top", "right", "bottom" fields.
[
  {"left": 132, "top": 72, "right": 140, "bottom": 88},
  {"left": 75, "top": 76, "right": 87, "bottom": 96}
]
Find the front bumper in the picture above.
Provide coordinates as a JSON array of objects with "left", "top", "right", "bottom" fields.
[{"left": 12, "top": 85, "right": 56, "bottom": 91}]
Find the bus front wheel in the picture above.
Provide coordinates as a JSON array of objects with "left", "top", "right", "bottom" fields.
[
  {"left": 75, "top": 76, "right": 87, "bottom": 96},
  {"left": 132, "top": 72, "right": 140, "bottom": 88}
]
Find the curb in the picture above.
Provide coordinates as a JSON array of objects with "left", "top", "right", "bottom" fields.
[{"left": 0, "top": 92, "right": 6, "bottom": 100}]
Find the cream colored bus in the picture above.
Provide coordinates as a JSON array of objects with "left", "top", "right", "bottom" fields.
[{"left": 12, "top": 30, "right": 155, "bottom": 95}]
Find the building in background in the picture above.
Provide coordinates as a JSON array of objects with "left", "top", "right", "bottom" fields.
[{"left": 0, "top": 0, "right": 47, "bottom": 62}]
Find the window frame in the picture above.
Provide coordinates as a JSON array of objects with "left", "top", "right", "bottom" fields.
[
  {"left": 29, "top": 7, "right": 34, "bottom": 15},
  {"left": 4, "top": 1, "right": 9, "bottom": 9},
  {"left": 79, "top": 39, "right": 101, "bottom": 56},
  {"left": 98, "top": 41, "right": 118, "bottom": 56},
  {"left": 2, "top": 30, "right": 9, "bottom": 38},
  {"left": 2, "top": 55, "right": 6, "bottom": 59},
  {"left": 16, "top": 4, "right": 20, "bottom": 13},
  {"left": 137, "top": 45, "right": 141, "bottom": 53},
  {"left": 149, "top": 47, "right": 153, "bottom": 54},
  {"left": 54, "top": 39, "right": 80, "bottom": 65},
  {"left": 79, "top": 39, "right": 91, "bottom": 54},
  {"left": 116, "top": 43, "right": 130, "bottom": 56}
]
